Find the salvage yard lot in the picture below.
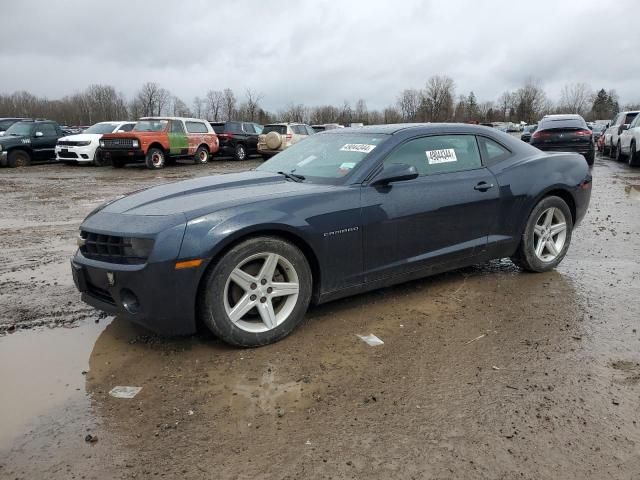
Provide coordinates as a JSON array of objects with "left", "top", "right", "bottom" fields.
[{"left": 1, "top": 154, "right": 639, "bottom": 479}]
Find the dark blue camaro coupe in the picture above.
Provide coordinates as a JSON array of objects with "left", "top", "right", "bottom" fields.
[{"left": 72, "top": 124, "right": 592, "bottom": 346}]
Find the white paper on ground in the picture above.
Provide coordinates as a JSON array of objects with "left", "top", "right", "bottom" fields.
[
  {"left": 109, "top": 386, "right": 142, "bottom": 399},
  {"left": 357, "top": 334, "right": 384, "bottom": 346}
]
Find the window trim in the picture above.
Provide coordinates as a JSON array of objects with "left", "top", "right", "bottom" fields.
[{"left": 475, "top": 134, "right": 513, "bottom": 167}]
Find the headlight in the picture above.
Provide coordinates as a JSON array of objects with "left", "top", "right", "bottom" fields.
[
  {"left": 76, "top": 141, "right": 91, "bottom": 147},
  {"left": 122, "top": 237, "right": 154, "bottom": 259},
  {"left": 132, "top": 140, "right": 139, "bottom": 148},
  {"left": 99, "top": 140, "right": 105, "bottom": 148}
]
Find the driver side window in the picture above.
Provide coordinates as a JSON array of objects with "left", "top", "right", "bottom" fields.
[{"left": 384, "top": 135, "right": 482, "bottom": 176}]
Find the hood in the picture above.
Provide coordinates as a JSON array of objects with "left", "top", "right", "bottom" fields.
[
  {"left": 59, "top": 133, "right": 102, "bottom": 143},
  {"left": 102, "top": 170, "right": 334, "bottom": 218}
]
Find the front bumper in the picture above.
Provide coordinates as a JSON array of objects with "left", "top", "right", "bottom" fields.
[
  {"left": 71, "top": 251, "right": 206, "bottom": 335},
  {"left": 101, "top": 148, "right": 145, "bottom": 162},
  {"left": 56, "top": 145, "right": 96, "bottom": 163}
]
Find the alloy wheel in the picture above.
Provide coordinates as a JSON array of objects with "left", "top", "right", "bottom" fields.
[
  {"left": 223, "top": 252, "right": 300, "bottom": 333},
  {"left": 533, "top": 207, "right": 567, "bottom": 262}
]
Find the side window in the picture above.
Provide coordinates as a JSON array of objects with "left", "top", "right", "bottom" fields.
[
  {"left": 476, "top": 136, "right": 511, "bottom": 167},
  {"left": 39, "top": 123, "right": 57, "bottom": 136},
  {"left": 243, "top": 123, "right": 256, "bottom": 134},
  {"left": 120, "top": 123, "right": 135, "bottom": 132},
  {"left": 625, "top": 113, "right": 638, "bottom": 126},
  {"left": 293, "top": 125, "right": 305, "bottom": 135},
  {"left": 384, "top": 135, "right": 482, "bottom": 176},
  {"left": 185, "top": 121, "right": 208, "bottom": 133},
  {"left": 305, "top": 126, "right": 315, "bottom": 135},
  {"left": 227, "top": 121, "right": 242, "bottom": 133},
  {"left": 170, "top": 120, "right": 186, "bottom": 134}
]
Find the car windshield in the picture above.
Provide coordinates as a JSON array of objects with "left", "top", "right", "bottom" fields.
[
  {"left": 134, "top": 120, "right": 168, "bottom": 132},
  {"left": 592, "top": 124, "right": 606, "bottom": 132},
  {"left": 262, "top": 125, "right": 287, "bottom": 135},
  {"left": 257, "top": 133, "right": 389, "bottom": 182},
  {"left": 5, "top": 122, "right": 33, "bottom": 136},
  {"left": 84, "top": 123, "right": 120, "bottom": 134}
]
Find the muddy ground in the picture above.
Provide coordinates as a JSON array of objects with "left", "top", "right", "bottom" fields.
[{"left": 0, "top": 154, "right": 639, "bottom": 479}]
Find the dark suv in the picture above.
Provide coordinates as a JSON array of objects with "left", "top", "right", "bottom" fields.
[
  {"left": 210, "top": 121, "right": 263, "bottom": 160},
  {"left": 0, "top": 119, "right": 64, "bottom": 167}
]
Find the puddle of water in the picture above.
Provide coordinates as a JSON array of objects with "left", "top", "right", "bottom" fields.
[
  {"left": 625, "top": 184, "right": 640, "bottom": 201},
  {"left": 0, "top": 318, "right": 112, "bottom": 451}
]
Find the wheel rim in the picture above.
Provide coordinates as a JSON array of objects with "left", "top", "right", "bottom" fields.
[
  {"left": 237, "top": 146, "right": 245, "bottom": 160},
  {"left": 152, "top": 152, "right": 163, "bottom": 166},
  {"left": 223, "top": 252, "right": 300, "bottom": 333},
  {"left": 199, "top": 150, "right": 208, "bottom": 163},
  {"left": 533, "top": 207, "right": 567, "bottom": 262}
]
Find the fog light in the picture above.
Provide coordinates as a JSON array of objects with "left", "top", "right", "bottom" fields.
[{"left": 120, "top": 289, "right": 140, "bottom": 314}]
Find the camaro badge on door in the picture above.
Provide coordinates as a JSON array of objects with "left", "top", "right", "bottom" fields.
[{"left": 106, "top": 272, "right": 115, "bottom": 287}]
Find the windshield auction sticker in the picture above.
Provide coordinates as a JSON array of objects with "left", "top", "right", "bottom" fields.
[
  {"left": 426, "top": 148, "right": 457, "bottom": 164},
  {"left": 340, "top": 144, "right": 376, "bottom": 153}
]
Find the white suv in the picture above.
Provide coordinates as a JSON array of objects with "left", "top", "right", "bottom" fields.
[
  {"left": 56, "top": 121, "right": 136, "bottom": 165},
  {"left": 603, "top": 110, "right": 640, "bottom": 157},
  {"left": 617, "top": 114, "right": 640, "bottom": 166},
  {"left": 258, "top": 123, "right": 314, "bottom": 158}
]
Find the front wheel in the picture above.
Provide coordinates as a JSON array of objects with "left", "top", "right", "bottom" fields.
[
  {"left": 609, "top": 141, "right": 617, "bottom": 158},
  {"left": 615, "top": 142, "right": 626, "bottom": 162},
  {"left": 145, "top": 148, "right": 165, "bottom": 169},
  {"left": 585, "top": 149, "right": 594, "bottom": 166},
  {"left": 511, "top": 196, "right": 573, "bottom": 272},
  {"left": 198, "top": 236, "right": 312, "bottom": 347},
  {"left": 7, "top": 150, "right": 31, "bottom": 168},
  {"left": 630, "top": 142, "right": 639, "bottom": 167}
]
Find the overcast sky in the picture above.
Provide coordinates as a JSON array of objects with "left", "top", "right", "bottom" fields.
[{"left": 1, "top": 0, "right": 639, "bottom": 111}]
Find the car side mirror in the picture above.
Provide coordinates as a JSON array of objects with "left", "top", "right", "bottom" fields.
[
  {"left": 372, "top": 163, "right": 419, "bottom": 186},
  {"left": 622, "top": 124, "right": 630, "bottom": 131},
  {"left": 34, "top": 131, "right": 43, "bottom": 137}
]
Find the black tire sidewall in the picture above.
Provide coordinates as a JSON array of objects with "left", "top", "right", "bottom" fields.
[
  {"left": 145, "top": 148, "right": 165, "bottom": 169},
  {"left": 630, "top": 142, "right": 638, "bottom": 166},
  {"left": 199, "top": 236, "right": 312, "bottom": 347},
  {"left": 8, "top": 150, "right": 30, "bottom": 168},
  {"left": 234, "top": 144, "right": 246, "bottom": 161},
  {"left": 195, "top": 146, "right": 209, "bottom": 164},
  {"left": 517, "top": 196, "right": 573, "bottom": 272}
]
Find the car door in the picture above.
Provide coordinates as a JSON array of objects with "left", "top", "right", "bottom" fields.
[
  {"left": 31, "top": 123, "right": 59, "bottom": 160},
  {"left": 622, "top": 115, "right": 640, "bottom": 154},
  {"left": 361, "top": 134, "right": 500, "bottom": 282},
  {"left": 242, "top": 122, "right": 259, "bottom": 153},
  {"left": 168, "top": 120, "right": 189, "bottom": 155}
]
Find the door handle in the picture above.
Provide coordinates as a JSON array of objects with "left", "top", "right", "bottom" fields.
[{"left": 474, "top": 182, "right": 495, "bottom": 192}]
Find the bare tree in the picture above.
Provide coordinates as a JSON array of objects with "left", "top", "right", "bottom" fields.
[
  {"left": 396, "top": 89, "right": 421, "bottom": 122},
  {"left": 513, "top": 78, "right": 548, "bottom": 123},
  {"left": 222, "top": 88, "right": 237, "bottom": 120},
  {"left": 353, "top": 99, "right": 368, "bottom": 124},
  {"left": 244, "top": 89, "right": 263, "bottom": 122},
  {"left": 497, "top": 91, "right": 513, "bottom": 122},
  {"left": 171, "top": 96, "right": 191, "bottom": 117},
  {"left": 192, "top": 96, "right": 205, "bottom": 119},
  {"left": 559, "top": 82, "right": 592, "bottom": 115},
  {"left": 205, "top": 90, "right": 223, "bottom": 121},
  {"left": 422, "top": 75, "right": 455, "bottom": 122},
  {"left": 383, "top": 106, "right": 402, "bottom": 124}
]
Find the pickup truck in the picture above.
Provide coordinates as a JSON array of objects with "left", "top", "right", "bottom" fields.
[{"left": 99, "top": 116, "right": 219, "bottom": 169}]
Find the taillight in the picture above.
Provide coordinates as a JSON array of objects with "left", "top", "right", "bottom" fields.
[
  {"left": 574, "top": 129, "right": 591, "bottom": 136},
  {"left": 531, "top": 131, "right": 550, "bottom": 140},
  {"left": 218, "top": 133, "right": 233, "bottom": 140},
  {"left": 285, "top": 133, "right": 292, "bottom": 141}
]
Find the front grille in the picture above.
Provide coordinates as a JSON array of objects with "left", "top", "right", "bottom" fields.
[
  {"left": 58, "top": 151, "right": 78, "bottom": 158},
  {"left": 102, "top": 138, "right": 135, "bottom": 149},
  {"left": 58, "top": 140, "right": 81, "bottom": 146},
  {"left": 86, "top": 282, "right": 115, "bottom": 305},
  {"left": 79, "top": 231, "right": 150, "bottom": 264}
]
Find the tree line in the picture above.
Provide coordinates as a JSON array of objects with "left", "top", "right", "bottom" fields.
[{"left": 0, "top": 77, "right": 637, "bottom": 127}]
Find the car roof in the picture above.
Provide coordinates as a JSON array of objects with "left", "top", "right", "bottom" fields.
[
  {"left": 266, "top": 122, "right": 307, "bottom": 126},
  {"left": 140, "top": 116, "right": 207, "bottom": 122},
  {"left": 541, "top": 114, "right": 584, "bottom": 120}
]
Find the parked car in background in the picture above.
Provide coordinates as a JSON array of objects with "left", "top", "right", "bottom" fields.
[
  {"left": 588, "top": 123, "right": 606, "bottom": 144},
  {"left": 99, "top": 117, "right": 219, "bottom": 169},
  {"left": 56, "top": 121, "right": 136, "bottom": 165},
  {"left": 530, "top": 114, "right": 594, "bottom": 166},
  {"left": 257, "top": 123, "right": 314, "bottom": 158},
  {"left": 616, "top": 113, "right": 640, "bottom": 166},
  {"left": 210, "top": 121, "right": 262, "bottom": 160},
  {"left": 521, "top": 124, "right": 537, "bottom": 142},
  {"left": 603, "top": 110, "right": 640, "bottom": 156},
  {"left": 311, "top": 123, "right": 343, "bottom": 133},
  {"left": 597, "top": 131, "right": 606, "bottom": 152},
  {"left": 71, "top": 123, "right": 592, "bottom": 346},
  {"left": 0, "top": 118, "right": 26, "bottom": 136},
  {"left": 0, "top": 119, "right": 63, "bottom": 167}
]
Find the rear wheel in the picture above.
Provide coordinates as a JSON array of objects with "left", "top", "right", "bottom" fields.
[
  {"left": 585, "top": 149, "right": 595, "bottom": 166},
  {"left": 511, "top": 196, "right": 573, "bottom": 272},
  {"left": 234, "top": 144, "right": 247, "bottom": 161},
  {"left": 145, "top": 148, "right": 165, "bottom": 169},
  {"left": 630, "top": 141, "right": 639, "bottom": 167},
  {"left": 194, "top": 146, "right": 209, "bottom": 164},
  {"left": 7, "top": 150, "right": 31, "bottom": 168},
  {"left": 198, "top": 236, "right": 312, "bottom": 347},
  {"left": 615, "top": 141, "right": 626, "bottom": 162}
]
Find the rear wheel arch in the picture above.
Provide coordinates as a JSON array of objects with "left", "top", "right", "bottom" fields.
[
  {"left": 518, "top": 187, "right": 576, "bottom": 240},
  {"left": 194, "top": 228, "right": 322, "bottom": 330}
]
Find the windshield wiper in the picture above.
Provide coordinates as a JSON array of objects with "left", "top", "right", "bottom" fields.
[{"left": 277, "top": 171, "right": 305, "bottom": 182}]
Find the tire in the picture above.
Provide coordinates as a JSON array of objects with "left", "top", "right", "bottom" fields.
[
  {"left": 511, "top": 196, "right": 573, "bottom": 273},
  {"left": 93, "top": 148, "right": 108, "bottom": 166},
  {"left": 112, "top": 159, "right": 125, "bottom": 168},
  {"left": 585, "top": 149, "right": 595, "bottom": 166},
  {"left": 234, "top": 144, "right": 247, "bottom": 161},
  {"left": 603, "top": 142, "right": 609, "bottom": 156},
  {"left": 198, "top": 236, "right": 312, "bottom": 347},
  {"left": 194, "top": 146, "right": 209, "bottom": 164},
  {"left": 7, "top": 150, "right": 31, "bottom": 168},
  {"left": 609, "top": 140, "right": 617, "bottom": 158},
  {"left": 145, "top": 148, "right": 165, "bottom": 169},
  {"left": 615, "top": 142, "right": 626, "bottom": 162},
  {"left": 630, "top": 142, "right": 639, "bottom": 167}
]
